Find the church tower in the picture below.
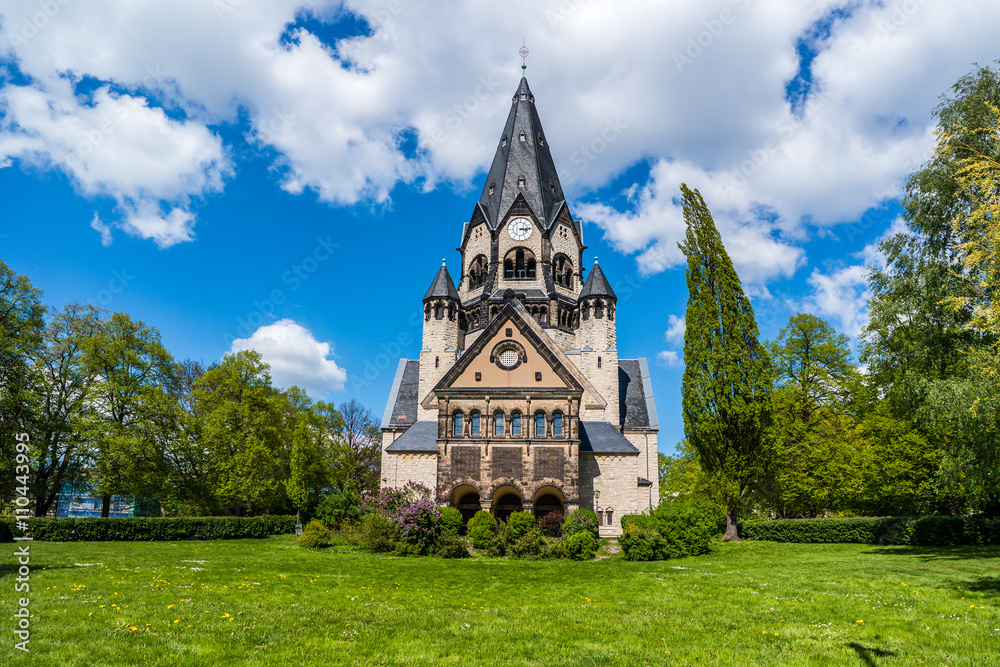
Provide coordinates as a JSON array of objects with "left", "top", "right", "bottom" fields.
[{"left": 381, "top": 72, "right": 659, "bottom": 536}]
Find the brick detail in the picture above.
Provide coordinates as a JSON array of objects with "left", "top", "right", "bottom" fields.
[{"left": 491, "top": 447, "right": 523, "bottom": 480}]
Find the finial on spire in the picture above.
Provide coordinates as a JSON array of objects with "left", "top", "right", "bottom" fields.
[
  {"left": 519, "top": 40, "right": 528, "bottom": 76},
  {"left": 594, "top": 256, "right": 599, "bottom": 264},
  {"left": 442, "top": 258, "right": 447, "bottom": 266}
]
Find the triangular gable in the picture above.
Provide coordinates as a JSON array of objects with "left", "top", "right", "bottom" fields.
[{"left": 421, "top": 297, "right": 608, "bottom": 409}]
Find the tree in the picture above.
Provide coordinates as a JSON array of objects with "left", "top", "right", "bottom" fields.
[
  {"left": 83, "top": 312, "right": 180, "bottom": 516},
  {"left": 765, "top": 314, "right": 861, "bottom": 517},
  {"left": 332, "top": 398, "right": 381, "bottom": 494},
  {"left": 863, "top": 63, "right": 1000, "bottom": 513},
  {"left": 29, "top": 303, "right": 104, "bottom": 516},
  {"left": 678, "top": 184, "right": 773, "bottom": 540},
  {"left": 0, "top": 261, "right": 45, "bottom": 504}
]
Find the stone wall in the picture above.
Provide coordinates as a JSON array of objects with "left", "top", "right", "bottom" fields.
[{"left": 579, "top": 452, "right": 646, "bottom": 536}]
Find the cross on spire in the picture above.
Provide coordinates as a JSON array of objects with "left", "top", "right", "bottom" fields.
[{"left": 519, "top": 40, "right": 528, "bottom": 76}]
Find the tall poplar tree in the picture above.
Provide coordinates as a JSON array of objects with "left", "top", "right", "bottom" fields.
[{"left": 678, "top": 184, "right": 773, "bottom": 540}]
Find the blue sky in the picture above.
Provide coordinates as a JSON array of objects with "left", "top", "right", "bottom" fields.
[{"left": 1, "top": 1, "right": 997, "bottom": 453}]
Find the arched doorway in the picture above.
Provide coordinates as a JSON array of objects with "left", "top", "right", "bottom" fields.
[
  {"left": 451, "top": 485, "right": 482, "bottom": 526},
  {"left": 532, "top": 485, "right": 565, "bottom": 519},
  {"left": 492, "top": 485, "right": 523, "bottom": 523}
]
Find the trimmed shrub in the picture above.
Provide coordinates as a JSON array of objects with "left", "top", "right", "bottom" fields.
[
  {"left": 509, "top": 526, "right": 546, "bottom": 559},
  {"left": 435, "top": 533, "right": 471, "bottom": 559},
  {"left": 506, "top": 511, "right": 537, "bottom": 542},
  {"left": 561, "top": 509, "right": 599, "bottom": 541},
  {"left": 620, "top": 527, "right": 668, "bottom": 561},
  {"left": 653, "top": 499, "right": 717, "bottom": 558},
  {"left": 391, "top": 541, "right": 422, "bottom": 557},
  {"left": 0, "top": 516, "right": 295, "bottom": 542},
  {"left": 467, "top": 510, "right": 499, "bottom": 549},
  {"left": 620, "top": 513, "right": 655, "bottom": 533},
  {"left": 564, "top": 530, "right": 597, "bottom": 561},
  {"left": 314, "top": 490, "right": 362, "bottom": 528},
  {"left": 539, "top": 510, "right": 564, "bottom": 538},
  {"left": 739, "top": 516, "right": 1000, "bottom": 546},
  {"left": 359, "top": 513, "right": 398, "bottom": 553},
  {"left": 439, "top": 507, "right": 463, "bottom": 537},
  {"left": 298, "top": 519, "right": 331, "bottom": 549}
]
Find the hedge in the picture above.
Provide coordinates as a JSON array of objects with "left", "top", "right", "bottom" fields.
[
  {"left": 0, "top": 516, "right": 296, "bottom": 542},
  {"left": 740, "top": 516, "right": 1000, "bottom": 546}
]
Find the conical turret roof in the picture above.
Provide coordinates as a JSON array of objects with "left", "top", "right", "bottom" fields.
[
  {"left": 423, "top": 260, "right": 460, "bottom": 301},
  {"left": 477, "top": 77, "right": 566, "bottom": 229},
  {"left": 578, "top": 258, "right": 617, "bottom": 301}
]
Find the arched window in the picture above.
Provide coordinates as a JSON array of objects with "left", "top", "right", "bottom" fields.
[
  {"left": 453, "top": 412, "right": 463, "bottom": 437},
  {"left": 534, "top": 412, "right": 546, "bottom": 438},
  {"left": 552, "top": 412, "right": 563, "bottom": 437},
  {"left": 470, "top": 412, "right": 481, "bottom": 436},
  {"left": 553, "top": 254, "right": 574, "bottom": 289},
  {"left": 504, "top": 248, "right": 536, "bottom": 280},
  {"left": 511, "top": 411, "right": 522, "bottom": 436},
  {"left": 494, "top": 412, "right": 504, "bottom": 436},
  {"left": 468, "top": 255, "right": 488, "bottom": 289},
  {"left": 597, "top": 356, "right": 602, "bottom": 369}
]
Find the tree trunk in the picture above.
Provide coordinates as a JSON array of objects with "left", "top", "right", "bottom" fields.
[
  {"left": 101, "top": 494, "right": 111, "bottom": 518},
  {"left": 721, "top": 504, "right": 741, "bottom": 542}
]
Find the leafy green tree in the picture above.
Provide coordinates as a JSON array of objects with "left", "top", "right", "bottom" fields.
[
  {"left": 332, "top": 398, "right": 380, "bottom": 494},
  {"left": 765, "top": 314, "right": 861, "bottom": 517},
  {"left": 83, "top": 312, "right": 181, "bottom": 516},
  {"left": 863, "top": 63, "right": 1000, "bottom": 513},
  {"left": 0, "top": 261, "right": 45, "bottom": 504},
  {"left": 678, "top": 184, "right": 773, "bottom": 540},
  {"left": 29, "top": 303, "right": 104, "bottom": 515}
]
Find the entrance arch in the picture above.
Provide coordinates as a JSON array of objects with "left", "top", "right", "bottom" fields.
[
  {"left": 451, "top": 484, "right": 482, "bottom": 524},
  {"left": 491, "top": 485, "right": 523, "bottom": 522},
  {"left": 532, "top": 485, "right": 565, "bottom": 519}
]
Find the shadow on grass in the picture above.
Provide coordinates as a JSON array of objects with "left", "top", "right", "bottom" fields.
[
  {"left": 845, "top": 643, "right": 896, "bottom": 666},
  {"left": 861, "top": 545, "right": 1000, "bottom": 561},
  {"left": 951, "top": 576, "right": 1000, "bottom": 598}
]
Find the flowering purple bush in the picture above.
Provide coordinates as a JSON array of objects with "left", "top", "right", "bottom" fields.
[{"left": 362, "top": 482, "right": 441, "bottom": 554}]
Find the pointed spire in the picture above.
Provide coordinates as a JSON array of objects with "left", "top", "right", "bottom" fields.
[
  {"left": 423, "top": 261, "right": 460, "bottom": 302},
  {"left": 579, "top": 259, "right": 617, "bottom": 301},
  {"left": 477, "top": 77, "right": 566, "bottom": 230}
]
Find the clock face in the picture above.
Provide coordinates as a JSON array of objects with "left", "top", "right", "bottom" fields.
[{"left": 507, "top": 217, "right": 532, "bottom": 241}]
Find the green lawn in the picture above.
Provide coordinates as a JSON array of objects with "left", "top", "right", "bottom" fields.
[{"left": 2, "top": 537, "right": 998, "bottom": 666}]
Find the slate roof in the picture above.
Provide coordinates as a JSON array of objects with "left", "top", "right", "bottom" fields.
[
  {"left": 478, "top": 77, "right": 566, "bottom": 229},
  {"left": 423, "top": 262, "right": 460, "bottom": 301},
  {"left": 579, "top": 421, "right": 640, "bottom": 454},
  {"left": 384, "top": 421, "right": 438, "bottom": 452},
  {"left": 578, "top": 260, "right": 617, "bottom": 301},
  {"left": 380, "top": 360, "right": 420, "bottom": 429},
  {"left": 618, "top": 358, "right": 659, "bottom": 429}
]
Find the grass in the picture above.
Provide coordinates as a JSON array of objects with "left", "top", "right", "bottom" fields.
[{"left": 2, "top": 537, "right": 999, "bottom": 666}]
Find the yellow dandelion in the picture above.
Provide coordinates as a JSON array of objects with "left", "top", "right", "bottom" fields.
[
  {"left": 173, "top": 620, "right": 179, "bottom": 624},
  {"left": 167, "top": 604, "right": 174, "bottom": 609}
]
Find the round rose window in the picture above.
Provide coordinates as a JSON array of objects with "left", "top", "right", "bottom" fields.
[{"left": 498, "top": 350, "right": 519, "bottom": 369}]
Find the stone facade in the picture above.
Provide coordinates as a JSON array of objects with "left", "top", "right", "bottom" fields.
[{"left": 379, "top": 77, "right": 659, "bottom": 536}]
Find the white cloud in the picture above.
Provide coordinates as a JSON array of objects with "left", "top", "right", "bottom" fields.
[
  {"left": 90, "top": 213, "right": 113, "bottom": 247},
  {"left": 656, "top": 350, "right": 683, "bottom": 369},
  {"left": 230, "top": 319, "right": 347, "bottom": 396},
  {"left": 1, "top": 0, "right": 999, "bottom": 259},
  {"left": 664, "top": 314, "right": 685, "bottom": 346}
]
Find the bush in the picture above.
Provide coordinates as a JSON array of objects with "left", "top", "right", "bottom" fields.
[
  {"left": 562, "top": 510, "right": 599, "bottom": 541},
  {"left": 652, "top": 499, "right": 718, "bottom": 558},
  {"left": 739, "top": 516, "right": 1000, "bottom": 546},
  {"left": 298, "top": 519, "right": 331, "bottom": 549},
  {"left": 439, "top": 507, "right": 463, "bottom": 537},
  {"left": 620, "top": 527, "right": 667, "bottom": 561},
  {"left": 506, "top": 511, "right": 537, "bottom": 541},
  {"left": 314, "top": 490, "right": 362, "bottom": 528},
  {"left": 539, "top": 510, "right": 564, "bottom": 537},
  {"left": 564, "top": 530, "right": 597, "bottom": 561},
  {"left": 435, "top": 532, "right": 471, "bottom": 559},
  {"left": 467, "top": 510, "right": 499, "bottom": 548},
  {"left": 392, "top": 498, "right": 441, "bottom": 555},
  {"left": 509, "top": 526, "right": 546, "bottom": 559},
  {"left": 359, "top": 513, "right": 398, "bottom": 553},
  {"left": 391, "top": 541, "right": 422, "bottom": 557},
  {"left": 0, "top": 516, "right": 295, "bottom": 542},
  {"left": 540, "top": 539, "right": 566, "bottom": 560}
]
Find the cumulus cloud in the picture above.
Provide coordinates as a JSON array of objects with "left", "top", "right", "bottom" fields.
[
  {"left": 230, "top": 319, "right": 347, "bottom": 396},
  {"left": 0, "top": 0, "right": 998, "bottom": 258},
  {"left": 656, "top": 350, "right": 683, "bottom": 369},
  {"left": 664, "top": 314, "right": 685, "bottom": 346}
]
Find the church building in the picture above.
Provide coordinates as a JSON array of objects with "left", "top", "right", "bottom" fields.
[{"left": 380, "top": 75, "right": 659, "bottom": 536}]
